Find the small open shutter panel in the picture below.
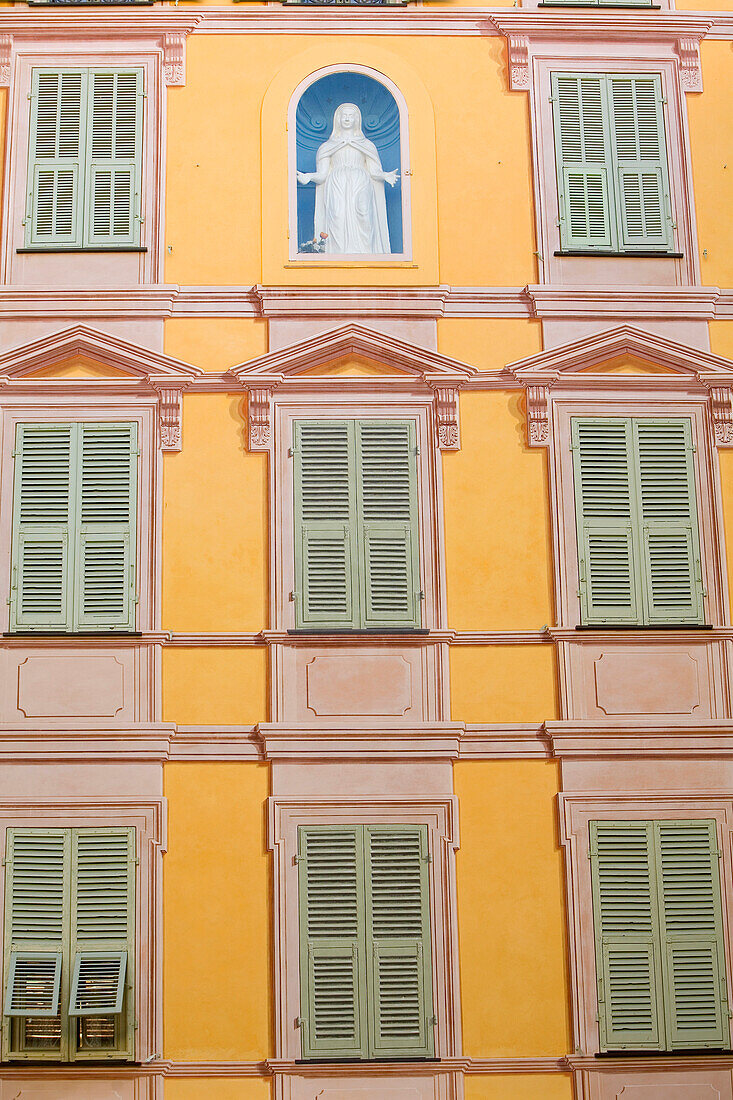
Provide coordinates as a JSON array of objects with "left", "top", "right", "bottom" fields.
[
  {"left": 572, "top": 418, "right": 641, "bottom": 625},
  {"left": 74, "top": 423, "right": 137, "bottom": 631},
  {"left": 298, "top": 825, "right": 368, "bottom": 1059},
  {"left": 635, "top": 419, "right": 703, "bottom": 625},
  {"left": 590, "top": 820, "right": 665, "bottom": 1051},
  {"left": 552, "top": 74, "right": 613, "bottom": 250},
  {"left": 655, "top": 819, "right": 730, "bottom": 1048},
  {"left": 86, "top": 70, "right": 142, "bottom": 246},
  {"left": 3, "top": 829, "right": 68, "bottom": 1019},
  {"left": 364, "top": 825, "right": 433, "bottom": 1058},
  {"left": 11, "top": 423, "right": 74, "bottom": 631},
  {"left": 28, "top": 70, "right": 85, "bottom": 247},
  {"left": 356, "top": 421, "right": 420, "bottom": 629},
  {"left": 293, "top": 421, "right": 359, "bottom": 629},
  {"left": 608, "top": 76, "right": 672, "bottom": 250},
  {"left": 69, "top": 828, "right": 135, "bottom": 1017}
]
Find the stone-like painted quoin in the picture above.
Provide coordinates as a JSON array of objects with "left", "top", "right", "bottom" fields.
[{"left": 0, "top": 2, "right": 732, "bottom": 1100}]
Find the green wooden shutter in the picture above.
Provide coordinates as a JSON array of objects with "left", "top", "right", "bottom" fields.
[
  {"left": 85, "top": 70, "right": 143, "bottom": 247},
  {"left": 635, "top": 419, "right": 704, "bottom": 626},
  {"left": 608, "top": 76, "right": 673, "bottom": 251},
  {"left": 552, "top": 74, "right": 614, "bottom": 250},
  {"left": 364, "top": 825, "right": 434, "bottom": 1058},
  {"left": 655, "top": 820, "right": 730, "bottom": 1049},
  {"left": 590, "top": 821, "right": 666, "bottom": 1051},
  {"left": 298, "top": 826, "right": 369, "bottom": 1060},
  {"left": 73, "top": 423, "right": 137, "bottom": 632},
  {"left": 69, "top": 829, "right": 135, "bottom": 1054},
  {"left": 355, "top": 421, "right": 421, "bottom": 630},
  {"left": 27, "top": 70, "right": 86, "bottom": 247},
  {"left": 10, "top": 424, "right": 75, "bottom": 631},
  {"left": 3, "top": 830, "right": 69, "bottom": 1025},
  {"left": 572, "top": 418, "right": 642, "bottom": 625},
  {"left": 293, "top": 421, "right": 359, "bottom": 629}
]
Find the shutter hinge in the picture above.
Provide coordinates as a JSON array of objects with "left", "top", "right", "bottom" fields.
[
  {"left": 661, "top": 96, "right": 668, "bottom": 104},
  {"left": 290, "top": 591, "right": 297, "bottom": 602},
  {"left": 293, "top": 854, "right": 305, "bottom": 864},
  {"left": 427, "top": 1014, "right": 438, "bottom": 1026},
  {"left": 423, "top": 853, "right": 432, "bottom": 863},
  {"left": 418, "top": 591, "right": 425, "bottom": 601},
  {"left": 289, "top": 447, "right": 296, "bottom": 458},
  {"left": 414, "top": 445, "right": 420, "bottom": 456},
  {"left": 296, "top": 1017, "right": 305, "bottom": 1028}
]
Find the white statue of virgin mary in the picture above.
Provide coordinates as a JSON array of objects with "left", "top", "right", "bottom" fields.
[{"left": 297, "top": 102, "right": 399, "bottom": 255}]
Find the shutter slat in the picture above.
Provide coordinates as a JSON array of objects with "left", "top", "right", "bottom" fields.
[
  {"left": 590, "top": 821, "right": 665, "bottom": 1051},
  {"left": 365, "top": 825, "right": 434, "bottom": 1058},
  {"left": 69, "top": 951, "right": 126, "bottom": 1016},
  {"left": 298, "top": 826, "right": 368, "bottom": 1059},
  {"left": 656, "top": 820, "right": 729, "bottom": 1049}
]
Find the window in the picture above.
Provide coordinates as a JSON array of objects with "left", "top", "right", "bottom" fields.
[
  {"left": 293, "top": 419, "right": 421, "bottom": 631},
  {"left": 10, "top": 422, "right": 138, "bottom": 633},
  {"left": 26, "top": 68, "right": 143, "bottom": 250},
  {"left": 552, "top": 73, "right": 673, "bottom": 254},
  {"left": 297, "top": 824, "right": 434, "bottom": 1060},
  {"left": 2, "top": 827, "right": 135, "bottom": 1062},
  {"left": 571, "top": 417, "right": 704, "bottom": 627},
  {"left": 590, "top": 818, "right": 731, "bottom": 1052}
]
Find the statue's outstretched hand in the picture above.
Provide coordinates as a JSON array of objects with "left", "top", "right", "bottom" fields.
[
  {"left": 297, "top": 172, "right": 312, "bottom": 185},
  {"left": 383, "top": 170, "right": 399, "bottom": 187}
]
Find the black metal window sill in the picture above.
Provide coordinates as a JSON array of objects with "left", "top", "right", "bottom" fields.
[{"left": 555, "top": 249, "right": 682, "bottom": 258}]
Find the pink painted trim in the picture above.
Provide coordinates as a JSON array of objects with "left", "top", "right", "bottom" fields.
[
  {"left": 268, "top": 796, "right": 461, "bottom": 1062},
  {"left": 0, "top": 799, "right": 166, "bottom": 1065},
  {"left": 257, "top": 723, "right": 463, "bottom": 761},
  {"left": 559, "top": 794, "right": 733, "bottom": 1057}
]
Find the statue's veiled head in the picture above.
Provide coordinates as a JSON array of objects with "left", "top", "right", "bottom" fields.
[{"left": 331, "top": 102, "right": 363, "bottom": 138}]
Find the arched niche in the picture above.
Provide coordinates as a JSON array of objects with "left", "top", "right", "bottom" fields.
[{"left": 289, "top": 66, "right": 411, "bottom": 261}]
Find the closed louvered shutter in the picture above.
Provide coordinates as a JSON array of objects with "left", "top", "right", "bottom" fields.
[
  {"left": 590, "top": 821, "right": 666, "bottom": 1051},
  {"left": 293, "top": 421, "right": 359, "bottom": 629},
  {"left": 3, "top": 830, "right": 68, "bottom": 1023},
  {"left": 27, "top": 70, "right": 85, "bottom": 247},
  {"left": 571, "top": 418, "right": 642, "bottom": 626},
  {"left": 655, "top": 820, "right": 730, "bottom": 1049},
  {"left": 552, "top": 74, "right": 613, "bottom": 250},
  {"left": 11, "top": 424, "right": 75, "bottom": 631},
  {"left": 86, "top": 71, "right": 142, "bottom": 247},
  {"left": 74, "top": 423, "right": 137, "bottom": 631},
  {"left": 297, "top": 826, "right": 368, "bottom": 1059},
  {"left": 364, "top": 825, "right": 433, "bottom": 1058},
  {"left": 635, "top": 419, "right": 703, "bottom": 626},
  {"left": 356, "top": 422, "right": 420, "bottom": 630},
  {"left": 608, "top": 76, "right": 672, "bottom": 251}
]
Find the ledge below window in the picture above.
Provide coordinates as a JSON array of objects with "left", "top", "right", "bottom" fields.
[
  {"left": 554, "top": 249, "right": 683, "bottom": 258},
  {"left": 17, "top": 247, "right": 147, "bottom": 254}
]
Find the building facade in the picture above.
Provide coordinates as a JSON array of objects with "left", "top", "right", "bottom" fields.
[{"left": 0, "top": 0, "right": 731, "bottom": 1098}]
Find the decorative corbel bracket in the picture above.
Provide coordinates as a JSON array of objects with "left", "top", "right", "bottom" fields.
[
  {"left": 428, "top": 384, "right": 461, "bottom": 451},
  {"left": 247, "top": 386, "right": 275, "bottom": 452},
  {"left": 676, "top": 37, "right": 703, "bottom": 93},
  {"left": 162, "top": 33, "right": 188, "bottom": 87},
  {"left": 0, "top": 36, "right": 12, "bottom": 88},
  {"left": 526, "top": 383, "right": 551, "bottom": 447},
  {"left": 507, "top": 34, "right": 530, "bottom": 92},
  {"left": 151, "top": 381, "right": 188, "bottom": 452},
  {"left": 708, "top": 385, "right": 733, "bottom": 446}
]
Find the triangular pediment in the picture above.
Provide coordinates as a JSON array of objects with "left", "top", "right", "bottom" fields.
[
  {"left": 0, "top": 325, "right": 203, "bottom": 385},
  {"left": 227, "top": 324, "right": 478, "bottom": 387},
  {"left": 509, "top": 325, "right": 733, "bottom": 384}
]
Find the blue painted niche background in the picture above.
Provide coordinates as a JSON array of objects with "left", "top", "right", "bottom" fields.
[{"left": 296, "top": 72, "right": 403, "bottom": 254}]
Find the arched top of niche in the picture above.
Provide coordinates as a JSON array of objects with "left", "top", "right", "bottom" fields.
[{"left": 288, "top": 64, "right": 412, "bottom": 263}]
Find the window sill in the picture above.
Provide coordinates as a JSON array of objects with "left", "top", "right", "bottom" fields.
[
  {"left": 17, "top": 247, "right": 147, "bottom": 254},
  {"left": 555, "top": 249, "right": 682, "bottom": 258},
  {"left": 288, "top": 628, "right": 429, "bottom": 635},
  {"left": 596, "top": 1049, "right": 732, "bottom": 1057},
  {"left": 539, "top": 2, "right": 659, "bottom": 6},
  {"left": 295, "top": 1057, "right": 440, "bottom": 1064},
  {"left": 4, "top": 631, "right": 142, "bottom": 638},
  {"left": 574, "top": 624, "right": 711, "bottom": 631}
]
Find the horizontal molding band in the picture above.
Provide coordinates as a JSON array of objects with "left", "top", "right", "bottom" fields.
[{"left": 4, "top": 284, "right": 733, "bottom": 323}]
